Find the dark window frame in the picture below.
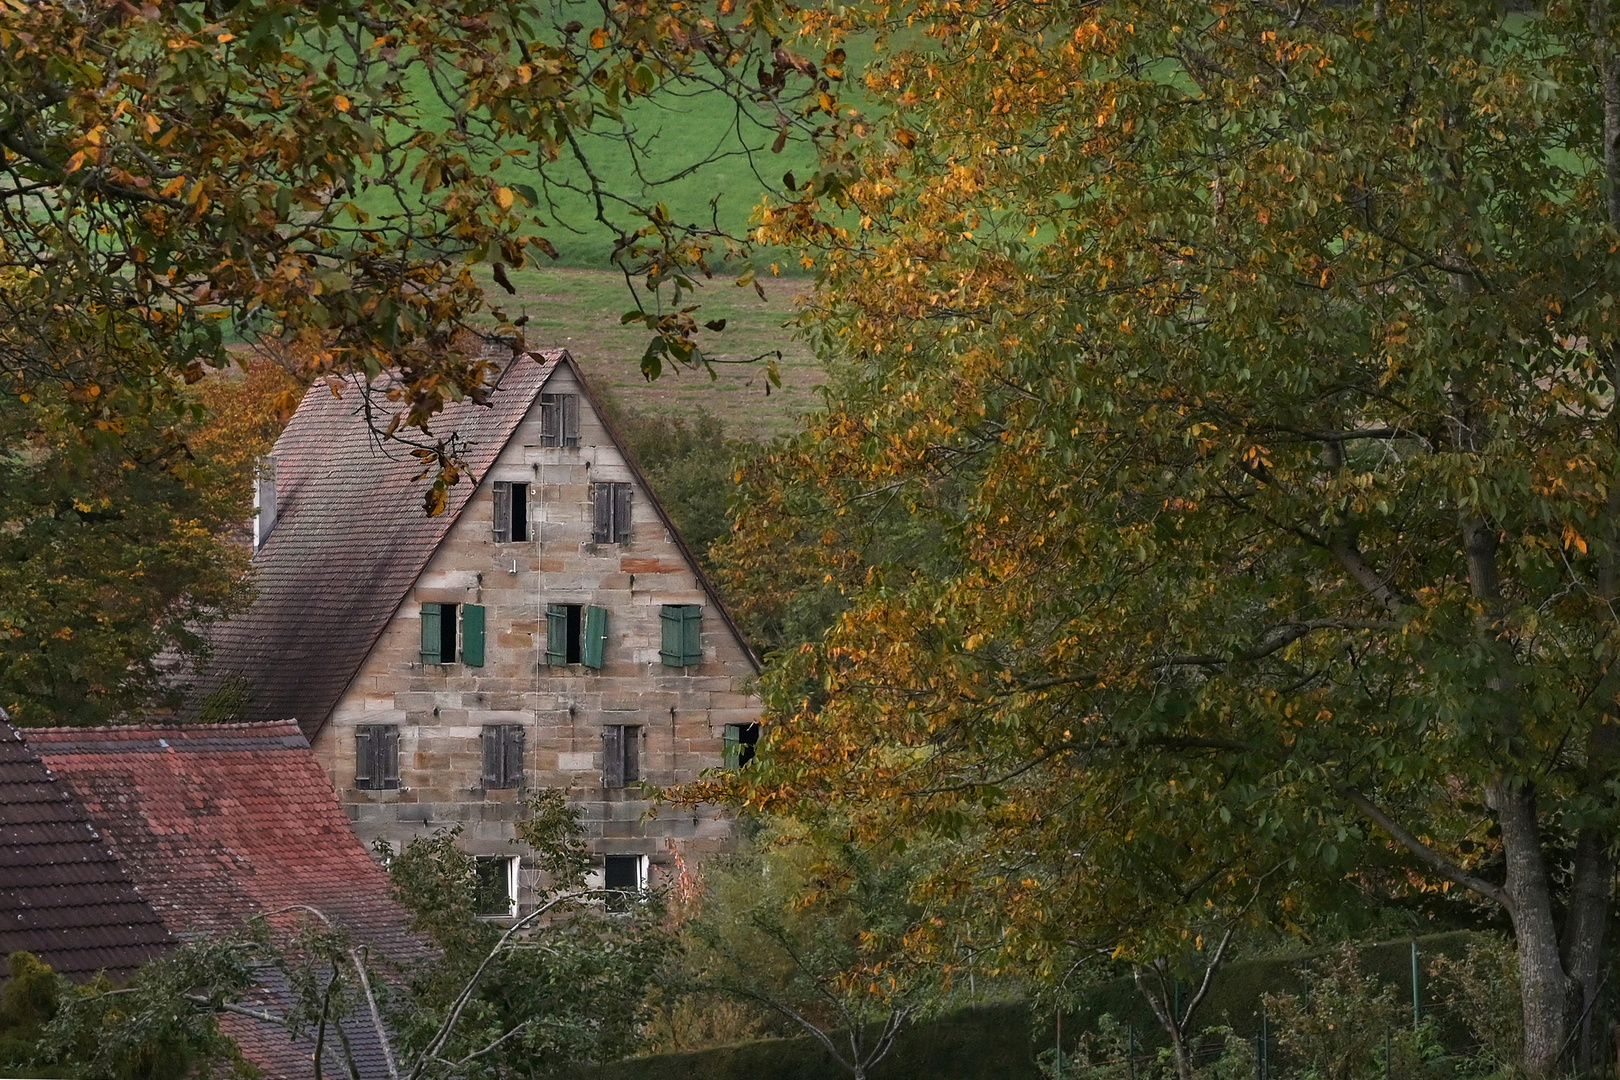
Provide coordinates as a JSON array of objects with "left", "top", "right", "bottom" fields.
[
  {"left": 604, "top": 853, "right": 647, "bottom": 892},
  {"left": 492, "top": 481, "right": 529, "bottom": 543},
  {"left": 590, "top": 482, "right": 632, "bottom": 545},
  {"left": 602, "top": 724, "right": 641, "bottom": 788},
  {"left": 659, "top": 604, "right": 703, "bottom": 667},
  {"left": 723, "top": 723, "right": 760, "bottom": 770},
  {"left": 540, "top": 393, "right": 580, "bottom": 448},
  {"left": 481, "top": 724, "right": 526, "bottom": 789}
]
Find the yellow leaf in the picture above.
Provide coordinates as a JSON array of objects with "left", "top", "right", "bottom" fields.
[
  {"left": 333, "top": 95, "right": 351, "bottom": 113},
  {"left": 589, "top": 27, "right": 607, "bottom": 49},
  {"left": 494, "top": 186, "right": 514, "bottom": 210}
]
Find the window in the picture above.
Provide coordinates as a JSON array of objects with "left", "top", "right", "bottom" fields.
[
  {"left": 421, "top": 603, "right": 484, "bottom": 666},
  {"left": 354, "top": 725, "right": 399, "bottom": 790},
  {"left": 604, "top": 854, "right": 648, "bottom": 892},
  {"left": 546, "top": 603, "right": 606, "bottom": 669},
  {"left": 602, "top": 725, "right": 641, "bottom": 788},
  {"left": 590, "top": 482, "right": 632, "bottom": 545},
  {"left": 659, "top": 604, "right": 703, "bottom": 667},
  {"left": 723, "top": 723, "right": 760, "bottom": 769},
  {"left": 492, "top": 481, "right": 529, "bottom": 543},
  {"left": 481, "top": 724, "right": 526, "bottom": 789},
  {"left": 539, "top": 393, "right": 580, "bottom": 447},
  {"left": 474, "top": 855, "right": 518, "bottom": 918}
]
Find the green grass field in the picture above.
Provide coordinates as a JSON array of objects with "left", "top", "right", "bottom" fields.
[{"left": 498, "top": 264, "right": 821, "bottom": 441}]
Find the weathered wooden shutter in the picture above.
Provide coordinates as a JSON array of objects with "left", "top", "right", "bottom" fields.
[
  {"left": 613, "top": 483, "right": 632, "bottom": 544},
  {"left": 591, "top": 484, "right": 612, "bottom": 543},
  {"left": 562, "top": 393, "right": 580, "bottom": 446},
  {"left": 540, "top": 394, "right": 561, "bottom": 446},
  {"left": 420, "top": 604, "right": 443, "bottom": 664},
  {"left": 355, "top": 728, "right": 374, "bottom": 787},
  {"left": 503, "top": 726, "right": 525, "bottom": 787},
  {"left": 602, "top": 726, "right": 624, "bottom": 788},
  {"left": 461, "top": 604, "right": 485, "bottom": 667},
  {"left": 380, "top": 726, "right": 400, "bottom": 788},
  {"left": 583, "top": 605, "right": 607, "bottom": 669},
  {"left": 624, "top": 726, "right": 640, "bottom": 783},
  {"left": 481, "top": 726, "right": 502, "bottom": 788},
  {"left": 545, "top": 604, "right": 568, "bottom": 666},
  {"left": 492, "top": 482, "right": 511, "bottom": 543},
  {"left": 723, "top": 724, "right": 740, "bottom": 770}
]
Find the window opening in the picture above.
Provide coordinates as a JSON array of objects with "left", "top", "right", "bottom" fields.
[
  {"left": 493, "top": 482, "right": 529, "bottom": 543},
  {"left": 540, "top": 393, "right": 580, "bottom": 448},
  {"left": 354, "top": 725, "right": 400, "bottom": 790},
  {"left": 546, "top": 603, "right": 606, "bottom": 668},
  {"left": 421, "top": 602, "right": 459, "bottom": 664},
  {"left": 604, "top": 854, "right": 647, "bottom": 892},
  {"left": 723, "top": 723, "right": 760, "bottom": 769},
  {"left": 590, "top": 482, "right": 632, "bottom": 544},
  {"left": 474, "top": 855, "right": 518, "bottom": 918},
  {"left": 481, "top": 724, "right": 526, "bottom": 789}
]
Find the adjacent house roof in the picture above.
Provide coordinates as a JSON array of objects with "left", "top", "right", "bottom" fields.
[
  {"left": 189, "top": 347, "right": 756, "bottom": 739},
  {"left": 0, "top": 715, "right": 171, "bottom": 982},
  {"left": 26, "top": 720, "right": 424, "bottom": 961},
  {"left": 27, "top": 720, "right": 428, "bottom": 1080},
  {"left": 187, "top": 349, "right": 565, "bottom": 737}
]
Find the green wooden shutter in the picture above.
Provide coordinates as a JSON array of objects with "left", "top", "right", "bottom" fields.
[
  {"left": 659, "top": 606, "right": 683, "bottom": 666},
  {"left": 420, "top": 604, "right": 443, "bottom": 664},
  {"left": 583, "top": 605, "right": 607, "bottom": 669},
  {"left": 461, "top": 604, "right": 485, "bottom": 666},
  {"left": 546, "top": 604, "right": 568, "bottom": 666},
  {"left": 723, "top": 724, "right": 740, "bottom": 770},
  {"left": 681, "top": 605, "right": 703, "bottom": 665}
]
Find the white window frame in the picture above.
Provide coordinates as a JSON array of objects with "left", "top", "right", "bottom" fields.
[
  {"left": 474, "top": 854, "right": 520, "bottom": 919},
  {"left": 603, "top": 853, "right": 649, "bottom": 894}
]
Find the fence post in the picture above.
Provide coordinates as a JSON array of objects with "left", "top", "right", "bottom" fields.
[
  {"left": 1386, "top": 1026, "right": 1392, "bottom": 1080},
  {"left": 1259, "top": 1001, "right": 1268, "bottom": 1080},
  {"left": 1055, "top": 1007, "right": 1062, "bottom": 1080},
  {"left": 1410, "top": 940, "right": 1420, "bottom": 1030},
  {"left": 1129, "top": 1024, "right": 1136, "bottom": 1080}
]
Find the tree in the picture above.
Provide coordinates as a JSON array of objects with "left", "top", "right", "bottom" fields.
[
  {"left": 714, "top": 2, "right": 1620, "bottom": 1074},
  {"left": 673, "top": 818, "right": 944, "bottom": 1080}
]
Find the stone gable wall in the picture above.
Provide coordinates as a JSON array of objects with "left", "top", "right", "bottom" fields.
[{"left": 310, "top": 364, "right": 757, "bottom": 904}]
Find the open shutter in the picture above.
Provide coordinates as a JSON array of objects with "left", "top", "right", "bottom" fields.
[
  {"left": 592, "top": 485, "right": 612, "bottom": 543},
  {"left": 492, "top": 482, "right": 511, "bottom": 543},
  {"left": 545, "top": 604, "right": 568, "bottom": 666},
  {"left": 355, "top": 728, "right": 374, "bottom": 788},
  {"left": 380, "top": 727, "right": 400, "bottom": 788},
  {"left": 420, "top": 604, "right": 442, "bottom": 664},
  {"left": 562, "top": 393, "right": 580, "bottom": 446},
  {"left": 602, "top": 726, "right": 624, "bottom": 788},
  {"left": 461, "top": 604, "right": 485, "bottom": 667},
  {"left": 504, "top": 726, "right": 526, "bottom": 787},
  {"left": 613, "top": 484, "right": 633, "bottom": 543},
  {"left": 723, "top": 725, "right": 740, "bottom": 770},
  {"left": 659, "top": 606, "right": 683, "bottom": 666},
  {"left": 681, "top": 605, "right": 703, "bottom": 665},
  {"left": 481, "top": 726, "right": 502, "bottom": 788},
  {"left": 583, "top": 605, "right": 607, "bottom": 669}
]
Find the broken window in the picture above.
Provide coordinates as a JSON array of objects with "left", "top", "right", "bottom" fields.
[
  {"left": 546, "top": 603, "right": 606, "bottom": 669},
  {"left": 354, "top": 725, "right": 400, "bottom": 790},
  {"left": 421, "top": 603, "right": 484, "bottom": 666},
  {"left": 492, "top": 481, "right": 529, "bottom": 543},
  {"left": 659, "top": 604, "right": 703, "bottom": 667},
  {"left": 481, "top": 724, "right": 526, "bottom": 789},
  {"left": 473, "top": 855, "right": 518, "bottom": 918},
  {"left": 590, "top": 482, "right": 632, "bottom": 545},
  {"left": 602, "top": 725, "right": 641, "bottom": 788},
  {"left": 539, "top": 393, "right": 580, "bottom": 448},
  {"left": 723, "top": 723, "right": 760, "bottom": 770}
]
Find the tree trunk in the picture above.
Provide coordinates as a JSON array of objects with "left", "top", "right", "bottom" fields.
[{"left": 1490, "top": 779, "right": 1575, "bottom": 1076}]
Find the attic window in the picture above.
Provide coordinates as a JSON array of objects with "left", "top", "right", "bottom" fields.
[
  {"left": 474, "top": 855, "right": 519, "bottom": 918},
  {"left": 492, "top": 482, "right": 529, "bottom": 543},
  {"left": 591, "top": 482, "right": 632, "bottom": 545},
  {"left": 540, "top": 393, "right": 580, "bottom": 447}
]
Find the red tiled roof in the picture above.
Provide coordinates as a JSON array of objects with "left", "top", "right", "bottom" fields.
[
  {"left": 185, "top": 350, "right": 565, "bottom": 737},
  {"left": 27, "top": 721, "right": 425, "bottom": 962},
  {"left": 0, "top": 716, "right": 172, "bottom": 982}
]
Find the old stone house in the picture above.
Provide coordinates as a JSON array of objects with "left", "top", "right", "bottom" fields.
[{"left": 188, "top": 349, "right": 761, "bottom": 911}]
